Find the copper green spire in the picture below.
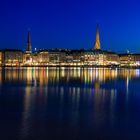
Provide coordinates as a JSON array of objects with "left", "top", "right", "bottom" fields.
[{"left": 94, "top": 25, "right": 101, "bottom": 50}]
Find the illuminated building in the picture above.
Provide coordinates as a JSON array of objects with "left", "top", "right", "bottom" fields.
[
  {"left": 48, "top": 49, "right": 66, "bottom": 65},
  {"left": 84, "top": 50, "right": 99, "bottom": 65},
  {"left": 37, "top": 50, "right": 49, "bottom": 66},
  {"left": 104, "top": 51, "right": 120, "bottom": 66},
  {"left": 84, "top": 50, "right": 119, "bottom": 66},
  {"left": 2, "top": 49, "right": 23, "bottom": 66},
  {"left": 65, "top": 53, "right": 73, "bottom": 64},
  {"left": 133, "top": 54, "right": 140, "bottom": 66},
  {"left": 23, "top": 31, "right": 33, "bottom": 66},
  {"left": 32, "top": 52, "right": 39, "bottom": 66},
  {"left": 92, "top": 50, "right": 105, "bottom": 66},
  {"left": 0, "top": 50, "right": 2, "bottom": 66},
  {"left": 66, "top": 50, "right": 84, "bottom": 66},
  {"left": 119, "top": 53, "right": 135, "bottom": 67},
  {"left": 119, "top": 53, "right": 140, "bottom": 67}
]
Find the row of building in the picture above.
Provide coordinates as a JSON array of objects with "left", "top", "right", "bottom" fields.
[{"left": 0, "top": 27, "right": 140, "bottom": 67}]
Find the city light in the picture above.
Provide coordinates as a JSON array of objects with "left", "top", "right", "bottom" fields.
[{"left": 0, "top": 27, "right": 140, "bottom": 67}]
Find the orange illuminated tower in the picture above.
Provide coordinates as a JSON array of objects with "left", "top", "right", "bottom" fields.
[
  {"left": 94, "top": 25, "right": 101, "bottom": 50},
  {"left": 26, "top": 31, "right": 32, "bottom": 53}
]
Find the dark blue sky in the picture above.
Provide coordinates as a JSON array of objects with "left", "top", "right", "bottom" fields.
[{"left": 0, "top": 0, "right": 140, "bottom": 52}]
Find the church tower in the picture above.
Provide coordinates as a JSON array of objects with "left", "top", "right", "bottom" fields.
[
  {"left": 24, "top": 31, "right": 33, "bottom": 65},
  {"left": 26, "top": 31, "right": 32, "bottom": 53},
  {"left": 94, "top": 25, "right": 101, "bottom": 50}
]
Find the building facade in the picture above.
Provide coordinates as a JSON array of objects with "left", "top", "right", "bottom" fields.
[
  {"left": 104, "top": 51, "right": 120, "bottom": 66},
  {"left": 119, "top": 53, "right": 140, "bottom": 67},
  {"left": 0, "top": 51, "right": 2, "bottom": 66},
  {"left": 119, "top": 54, "right": 135, "bottom": 67},
  {"left": 2, "top": 49, "right": 23, "bottom": 66},
  {"left": 37, "top": 50, "right": 49, "bottom": 66},
  {"left": 133, "top": 54, "right": 140, "bottom": 66}
]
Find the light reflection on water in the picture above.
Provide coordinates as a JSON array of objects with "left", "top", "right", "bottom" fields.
[
  {"left": 0, "top": 67, "right": 140, "bottom": 140},
  {"left": 1, "top": 67, "right": 140, "bottom": 85}
]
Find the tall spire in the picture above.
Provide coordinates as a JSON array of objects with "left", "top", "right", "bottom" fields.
[
  {"left": 94, "top": 25, "right": 101, "bottom": 50},
  {"left": 26, "top": 31, "right": 32, "bottom": 53}
]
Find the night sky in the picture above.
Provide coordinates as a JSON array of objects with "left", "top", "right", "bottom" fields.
[{"left": 0, "top": 0, "right": 140, "bottom": 53}]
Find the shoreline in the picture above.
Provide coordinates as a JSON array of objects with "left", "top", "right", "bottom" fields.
[{"left": 1, "top": 65, "right": 140, "bottom": 69}]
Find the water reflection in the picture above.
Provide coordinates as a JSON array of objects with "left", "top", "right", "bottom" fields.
[
  {"left": 1, "top": 68, "right": 140, "bottom": 86},
  {"left": 20, "top": 86, "right": 32, "bottom": 140},
  {"left": 1, "top": 67, "right": 140, "bottom": 139}
]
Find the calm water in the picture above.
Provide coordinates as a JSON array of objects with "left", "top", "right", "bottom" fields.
[{"left": 0, "top": 67, "right": 140, "bottom": 140}]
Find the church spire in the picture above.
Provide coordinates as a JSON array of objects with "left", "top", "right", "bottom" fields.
[
  {"left": 26, "top": 31, "right": 32, "bottom": 53},
  {"left": 94, "top": 25, "right": 101, "bottom": 50}
]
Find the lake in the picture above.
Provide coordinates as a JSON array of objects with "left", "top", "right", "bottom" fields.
[{"left": 0, "top": 67, "right": 140, "bottom": 140}]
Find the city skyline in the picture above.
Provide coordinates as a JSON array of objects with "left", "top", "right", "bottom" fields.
[
  {"left": 1, "top": 1, "right": 140, "bottom": 140},
  {"left": 1, "top": 0, "right": 140, "bottom": 53},
  {"left": 1, "top": 25, "right": 140, "bottom": 53}
]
